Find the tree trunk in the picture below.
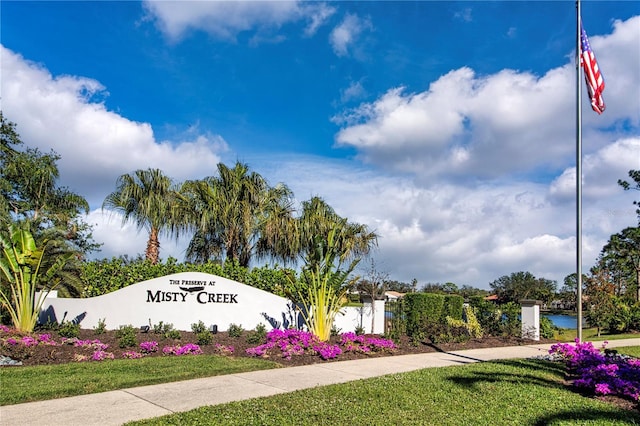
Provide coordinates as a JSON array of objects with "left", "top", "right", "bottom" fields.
[{"left": 146, "top": 227, "right": 160, "bottom": 265}]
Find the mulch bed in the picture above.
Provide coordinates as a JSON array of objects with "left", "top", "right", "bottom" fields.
[{"left": 0, "top": 327, "right": 550, "bottom": 367}]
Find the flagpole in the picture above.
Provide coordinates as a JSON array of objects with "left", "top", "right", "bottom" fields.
[{"left": 575, "top": 0, "right": 583, "bottom": 342}]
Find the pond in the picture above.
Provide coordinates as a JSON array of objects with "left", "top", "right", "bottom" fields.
[{"left": 544, "top": 314, "right": 586, "bottom": 329}]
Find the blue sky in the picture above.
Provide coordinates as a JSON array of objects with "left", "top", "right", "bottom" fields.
[{"left": 1, "top": 1, "right": 639, "bottom": 289}]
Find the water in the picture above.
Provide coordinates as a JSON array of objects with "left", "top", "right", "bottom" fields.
[{"left": 544, "top": 314, "right": 586, "bottom": 329}]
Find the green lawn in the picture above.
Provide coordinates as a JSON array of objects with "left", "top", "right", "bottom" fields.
[
  {"left": 0, "top": 355, "right": 280, "bottom": 405},
  {"left": 556, "top": 327, "right": 640, "bottom": 342},
  {"left": 617, "top": 345, "right": 640, "bottom": 358},
  {"left": 127, "top": 359, "right": 640, "bottom": 426}
]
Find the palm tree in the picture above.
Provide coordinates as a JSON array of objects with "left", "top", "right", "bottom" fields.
[
  {"left": 296, "top": 196, "right": 378, "bottom": 266},
  {"left": 102, "top": 169, "right": 179, "bottom": 265},
  {"left": 179, "top": 161, "right": 296, "bottom": 267}
]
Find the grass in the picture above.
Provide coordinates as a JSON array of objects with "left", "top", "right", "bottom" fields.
[
  {"left": 127, "top": 358, "right": 640, "bottom": 426},
  {"left": 617, "top": 345, "right": 640, "bottom": 358},
  {"left": 555, "top": 327, "right": 640, "bottom": 342},
  {"left": 0, "top": 355, "right": 280, "bottom": 405}
]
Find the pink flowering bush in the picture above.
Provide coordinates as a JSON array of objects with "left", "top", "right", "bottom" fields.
[
  {"left": 549, "top": 339, "right": 640, "bottom": 402},
  {"left": 340, "top": 332, "right": 397, "bottom": 353},
  {"left": 91, "top": 350, "right": 115, "bottom": 361},
  {"left": 214, "top": 344, "right": 234, "bottom": 356},
  {"left": 71, "top": 339, "right": 109, "bottom": 351},
  {"left": 162, "top": 343, "right": 203, "bottom": 356},
  {"left": 140, "top": 341, "right": 159, "bottom": 353},
  {"left": 246, "top": 329, "right": 396, "bottom": 361},
  {"left": 122, "top": 351, "right": 144, "bottom": 359}
]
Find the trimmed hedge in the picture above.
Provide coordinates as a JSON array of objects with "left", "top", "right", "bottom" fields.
[
  {"left": 442, "top": 295, "right": 464, "bottom": 321},
  {"left": 404, "top": 293, "right": 464, "bottom": 339},
  {"left": 81, "top": 257, "right": 296, "bottom": 298}
]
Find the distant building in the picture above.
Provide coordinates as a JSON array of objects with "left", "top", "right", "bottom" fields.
[{"left": 385, "top": 291, "right": 405, "bottom": 301}]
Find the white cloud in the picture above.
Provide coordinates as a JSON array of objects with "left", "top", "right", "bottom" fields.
[
  {"left": 143, "top": 0, "right": 332, "bottom": 42},
  {"left": 303, "top": 3, "right": 336, "bottom": 37},
  {"left": 340, "top": 80, "right": 367, "bottom": 103},
  {"left": 88, "top": 210, "right": 187, "bottom": 262},
  {"left": 0, "top": 46, "right": 227, "bottom": 208},
  {"left": 333, "top": 15, "right": 640, "bottom": 184},
  {"left": 454, "top": 8, "right": 473, "bottom": 23},
  {"left": 329, "top": 13, "right": 372, "bottom": 57}
]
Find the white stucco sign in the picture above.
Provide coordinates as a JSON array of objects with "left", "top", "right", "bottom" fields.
[
  {"left": 39, "top": 272, "right": 298, "bottom": 332},
  {"left": 38, "top": 272, "right": 386, "bottom": 334}
]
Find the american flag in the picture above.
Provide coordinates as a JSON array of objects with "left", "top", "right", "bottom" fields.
[{"left": 580, "top": 21, "right": 605, "bottom": 114}]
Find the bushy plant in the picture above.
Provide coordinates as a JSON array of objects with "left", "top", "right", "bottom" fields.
[
  {"left": 607, "top": 297, "right": 632, "bottom": 333},
  {"left": 549, "top": 339, "right": 640, "bottom": 403},
  {"left": 463, "top": 305, "right": 483, "bottom": 338},
  {"left": 404, "top": 293, "right": 445, "bottom": 339},
  {"left": 165, "top": 329, "right": 181, "bottom": 340},
  {"left": 93, "top": 318, "right": 107, "bottom": 335},
  {"left": 196, "top": 331, "right": 213, "bottom": 346},
  {"left": 442, "top": 295, "right": 464, "bottom": 321},
  {"left": 0, "top": 226, "right": 71, "bottom": 333},
  {"left": 151, "top": 321, "right": 180, "bottom": 339},
  {"left": 228, "top": 323, "right": 244, "bottom": 338},
  {"left": 191, "top": 320, "right": 207, "bottom": 334},
  {"left": 539, "top": 316, "right": 555, "bottom": 339},
  {"left": 152, "top": 321, "right": 166, "bottom": 334},
  {"left": 246, "top": 323, "right": 267, "bottom": 344},
  {"left": 291, "top": 228, "right": 359, "bottom": 341},
  {"left": 58, "top": 321, "right": 80, "bottom": 338},
  {"left": 115, "top": 324, "right": 137, "bottom": 348}
]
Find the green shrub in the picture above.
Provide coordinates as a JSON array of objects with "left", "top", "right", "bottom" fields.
[
  {"left": 404, "top": 293, "right": 445, "bottom": 339},
  {"left": 191, "top": 321, "right": 207, "bottom": 334},
  {"left": 80, "top": 257, "right": 296, "bottom": 298},
  {"left": 152, "top": 321, "right": 166, "bottom": 334},
  {"left": 463, "top": 305, "right": 483, "bottom": 338},
  {"left": 228, "top": 323, "right": 244, "bottom": 338},
  {"left": 93, "top": 318, "right": 107, "bottom": 335},
  {"left": 115, "top": 324, "right": 137, "bottom": 348},
  {"left": 539, "top": 316, "right": 555, "bottom": 339},
  {"left": 499, "top": 302, "right": 521, "bottom": 337},
  {"left": 431, "top": 322, "right": 469, "bottom": 344},
  {"left": 165, "top": 329, "right": 181, "bottom": 340},
  {"left": 196, "top": 331, "right": 213, "bottom": 345},
  {"left": 58, "top": 321, "right": 80, "bottom": 338},
  {"left": 442, "top": 295, "right": 464, "bottom": 321},
  {"left": 246, "top": 323, "right": 267, "bottom": 344}
]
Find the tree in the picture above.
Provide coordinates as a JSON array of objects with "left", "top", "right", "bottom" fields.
[
  {"left": 489, "top": 271, "right": 557, "bottom": 304},
  {"left": 1, "top": 113, "right": 98, "bottom": 296},
  {"left": 618, "top": 169, "right": 640, "bottom": 223},
  {"left": 296, "top": 196, "right": 378, "bottom": 267},
  {"left": 558, "top": 273, "right": 587, "bottom": 311},
  {"left": 584, "top": 268, "right": 616, "bottom": 336},
  {"left": 385, "top": 280, "right": 414, "bottom": 293},
  {"left": 598, "top": 227, "right": 640, "bottom": 301},
  {"left": 178, "top": 161, "right": 296, "bottom": 266},
  {"left": 103, "top": 168, "right": 180, "bottom": 265},
  {"left": 356, "top": 259, "right": 389, "bottom": 333}
]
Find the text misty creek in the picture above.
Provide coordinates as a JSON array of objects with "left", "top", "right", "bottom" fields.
[{"left": 146, "top": 279, "right": 239, "bottom": 304}]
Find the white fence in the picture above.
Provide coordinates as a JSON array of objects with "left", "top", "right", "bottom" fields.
[{"left": 39, "top": 272, "right": 385, "bottom": 334}]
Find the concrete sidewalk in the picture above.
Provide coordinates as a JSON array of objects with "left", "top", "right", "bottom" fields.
[{"left": 2, "top": 338, "right": 639, "bottom": 426}]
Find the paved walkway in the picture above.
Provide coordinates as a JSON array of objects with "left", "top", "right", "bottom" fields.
[{"left": 2, "top": 338, "right": 639, "bottom": 426}]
